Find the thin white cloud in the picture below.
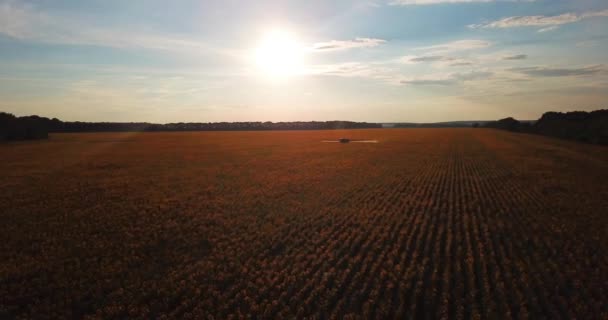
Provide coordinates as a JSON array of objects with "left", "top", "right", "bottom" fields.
[
  {"left": 502, "top": 54, "right": 527, "bottom": 60},
  {"left": 537, "top": 26, "right": 559, "bottom": 33},
  {"left": 401, "top": 78, "right": 454, "bottom": 85},
  {"left": 405, "top": 51, "right": 529, "bottom": 68},
  {"left": 415, "top": 40, "right": 492, "bottom": 53},
  {"left": 401, "top": 71, "right": 493, "bottom": 85},
  {"left": 390, "top": 0, "right": 534, "bottom": 5},
  {"left": 402, "top": 55, "right": 473, "bottom": 67},
  {"left": 576, "top": 40, "right": 599, "bottom": 48},
  {"left": 311, "top": 38, "right": 386, "bottom": 51},
  {"left": 306, "top": 62, "right": 397, "bottom": 82},
  {"left": 0, "top": 1, "right": 48, "bottom": 39},
  {"left": 0, "top": 1, "right": 232, "bottom": 56},
  {"left": 450, "top": 62, "right": 474, "bottom": 67},
  {"left": 469, "top": 9, "right": 608, "bottom": 29},
  {"left": 409, "top": 55, "right": 451, "bottom": 62},
  {"left": 508, "top": 65, "right": 606, "bottom": 77}
]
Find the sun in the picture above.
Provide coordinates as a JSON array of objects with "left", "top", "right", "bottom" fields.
[{"left": 253, "top": 29, "right": 306, "bottom": 78}]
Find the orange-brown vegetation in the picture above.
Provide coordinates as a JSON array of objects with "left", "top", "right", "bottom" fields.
[{"left": 1, "top": 129, "right": 607, "bottom": 319}]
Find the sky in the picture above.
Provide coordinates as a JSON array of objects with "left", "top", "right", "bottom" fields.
[{"left": 1, "top": 0, "right": 607, "bottom": 123}]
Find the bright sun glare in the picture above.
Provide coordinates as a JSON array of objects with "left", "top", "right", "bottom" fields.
[{"left": 254, "top": 30, "right": 306, "bottom": 78}]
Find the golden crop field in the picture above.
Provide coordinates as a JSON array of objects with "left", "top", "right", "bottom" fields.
[{"left": 1, "top": 129, "right": 607, "bottom": 319}]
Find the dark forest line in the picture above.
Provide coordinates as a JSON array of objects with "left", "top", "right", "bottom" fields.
[
  {"left": 483, "top": 109, "right": 608, "bottom": 145},
  {"left": 1, "top": 109, "right": 607, "bottom": 145},
  {"left": 0, "top": 112, "right": 381, "bottom": 141}
]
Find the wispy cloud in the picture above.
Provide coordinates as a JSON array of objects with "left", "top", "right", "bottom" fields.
[
  {"left": 0, "top": 1, "right": 48, "bottom": 39},
  {"left": 306, "top": 62, "right": 396, "bottom": 81},
  {"left": 453, "top": 71, "right": 494, "bottom": 81},
  {"left": 415, "top": 39, "right": 492, "bottom": 53},
  {"left": 508, "top": 65, "right": 606, "bottom": 77},
  {"left": 0, "top": 1, "right": 232, "bottom": 56},
  {"left": 502, "top": 54, "right": 527, "bottom": 60},
  {"left": 402, "top": 54, "right": 476, "bottom": 68},
  {"left": 401, "top": 71, "right": 493, "bottom": 86},
  {"left": 401, "top": 78, "right": 455, "bottom": 85},
  {"left": 469, "top": 9, "right": 608, "bottom": 29},
  {"left": 311, "top": 38, "right": 386, "bottom": 51},
  {"left": 449, "top": 62, "right": 474, "bottom": 67},
  {"left": 409, "top": 55, "right": 450, "bottom": 62},
  {"left": 537, "top": 25, "right": 559, "bottom": 33},
  {"left": 390, "top": 0, "right": 534, "bottom": 5}
]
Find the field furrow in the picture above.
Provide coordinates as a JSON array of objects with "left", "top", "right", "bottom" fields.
[{"left": 1, "top": 129, "right": 606, "bottom": 319}]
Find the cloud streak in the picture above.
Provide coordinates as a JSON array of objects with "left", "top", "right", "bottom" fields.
[
  {"left": 409, "top": 55, "right": 450, "bottom": 62},
  {"left": 469, "top": 9, "right": 608, "bottom": 29},
  {"left": 415, "top": 39, "right": 492, "bottom": 53},
  {"left": 401, "top": 71, "right": 493, "bottom": 86},
  {"left": 311, "top": 38, "right": 386, "bottom": 51},
  {"left": 537, "top": 26, "right": 558, "bottom": 33},
  {"left": 508, "top": 65, "right": 605, "bottom": 77},
  {"left": 401, "top": 79, "right": 454, "bottom": 85},
  {"left": 450, "top": 62, "right": 474, "bottom": 66},
  {"left": 306, "top": 62, "right": 396, "bottom": 81},
  {"left": 403, "top": 54, "right": 476, "bottom": 68},
  {"left": 390, "top": 0, "right": 534, "bottom": 5},
  {"left": 0, "top": 1, "right": 232, "bottom": 56},
  {"left": 502, "top": 54, "right": 527, "bottom": 60}
]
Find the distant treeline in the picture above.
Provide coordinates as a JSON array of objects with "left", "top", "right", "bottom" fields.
[
  {"left": 0, "top": 113, "right": 50, "bottom": 141},
  {"left": 3, "top": 110, "right": 607, "bottom": 145},
  {"left": 393, "top": 121, "right": 487, "bottom": 128},
  {"left": 0, "top": 112, "right": 382, "bottom": 141},
  {"left": 482, "top": 109, "right": 608, "bottom": 145}
]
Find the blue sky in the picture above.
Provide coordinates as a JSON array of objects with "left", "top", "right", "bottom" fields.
[{"left": 1, "top": 0, "right": 607, "bottom": 122}]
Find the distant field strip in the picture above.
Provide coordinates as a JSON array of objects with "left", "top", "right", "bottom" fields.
[{"left": 0, "top": 129, "right": 606, "bottom": 319}]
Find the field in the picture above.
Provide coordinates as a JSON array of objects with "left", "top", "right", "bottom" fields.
[{"left": 1, "top": 129, "right": 607, "bottom": 319}]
